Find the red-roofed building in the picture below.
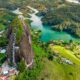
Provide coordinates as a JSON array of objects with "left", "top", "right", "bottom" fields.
[{"left": 0, "top": 75, "right": 8, "bottom": 80}]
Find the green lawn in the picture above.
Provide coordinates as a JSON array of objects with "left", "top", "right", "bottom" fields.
[{"left": 49, "top": 45, "right": 80, "bottom": 65}]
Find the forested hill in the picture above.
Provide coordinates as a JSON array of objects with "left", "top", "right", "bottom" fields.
[{"left": 0, "top": 0, "right": 64, "bottom": 9}]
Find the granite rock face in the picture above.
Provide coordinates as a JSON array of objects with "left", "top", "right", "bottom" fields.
[{"left": 7, "top": 18, "right": 34, "bottom": 68}]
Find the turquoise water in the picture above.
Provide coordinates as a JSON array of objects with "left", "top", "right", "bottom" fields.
[
  {"left": 40, "top": 27, "right": 80, "bottom": 42},
  {"left": 31, "top": 24, "right": 80, "bottom": 42},
  {"left": 29, "top": 11, "right": 80, "bottom": 42}
]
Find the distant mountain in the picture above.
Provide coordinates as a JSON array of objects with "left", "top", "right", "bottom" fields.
[{"left": 0, "top": 0, "right": 63, "bottom": 9}]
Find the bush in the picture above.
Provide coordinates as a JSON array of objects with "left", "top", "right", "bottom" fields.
[
  {"left": 0, "top": 54, "right": 6, "bottom": 66},
  {"left": 0, "top": 37, "right": 8, "bottom": 47}
]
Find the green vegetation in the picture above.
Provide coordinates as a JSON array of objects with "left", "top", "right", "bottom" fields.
[
  {"left": 0, "top": 37, "right": 8, "bottom": 47},
  {"left": 10, "top": 17, "right": 24, "bottom": 44},
  {"left": 15, "top": 29, "right": 80, "bottom": 80},
  {"left": 49, "top": 45, "right": 80, "bottom": 65},
  {"left": 0, "top": 54, "right": 6, "bottom": 66},
  {"left": 41, "top": 1, "right": 80, "bottom": 38},
  {"left": 0, "top": 0, "right": 80, "bottom": 80},
  {"left": 0, "top": 23, "right": 6, "bottom": 31},
  {"left": 16, "top": 43, "right": 80, "bottom": 80},
  {"left": 17, "top": 59, "right": 26, "bottom": 72},
  {"left": 0, "top": 10, "right": 15, "bottom": 26},
  {"left": 38, "top": 59, "right": 80, "bottom": 80},
  {"left": 15, "top": 44, "right": 46, "bottom": 80}
]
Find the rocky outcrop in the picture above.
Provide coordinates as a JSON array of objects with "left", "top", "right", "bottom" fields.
[
  {"left": 7, "top": 17, "right": 34, "bottom": 68},
  {"left": 19, "top": 21, "right": 34, "bottom": 67},
  {"left": 20, "top": 32, "right": 34, "bottom": 67}
]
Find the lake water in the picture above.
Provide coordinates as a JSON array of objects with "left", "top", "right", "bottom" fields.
[{"left": 28, "top": 7, "right": 80, "bottom": 42}]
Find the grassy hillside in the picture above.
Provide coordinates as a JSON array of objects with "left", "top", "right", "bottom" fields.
[
  {"left": 49, "top": 45, "right": 80, "bottom": 65},
  {"left": 38, "top": 58, "right": 80, "bottom": 80},
  {"left": 15, "top": 42, "right": 80, "bottom": 80}
]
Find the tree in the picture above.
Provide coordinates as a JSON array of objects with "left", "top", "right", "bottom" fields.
[
  {"left": 48, "top": 52, "right": 53, "bottom": 61},
  {"left": 18, "top": 59, "right": 26, "bottom": 72}
]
